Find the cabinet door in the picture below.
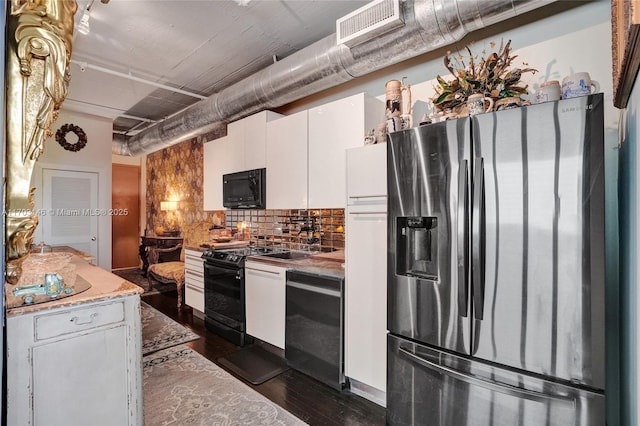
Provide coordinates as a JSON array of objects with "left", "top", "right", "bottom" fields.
[
  {"left": 346, "top": 143, "right": 387, "bottom": 199},
  {"left": 244, "top": 261, "right": 286, "bottom": 349},
  {"left": 345, "top": 209, "right": 387, "bottom": 393},
  {"left": 229, "top": 110, "right": 283, "bottom": 171},
  {"left": 308, "top": 93, "right": 382, "bottom": 208},
  {"left": 266, "top": 110, "right": 308, "bottom": 209},
  {"left": 203, "top": 134, "right": 243, "bottom": 210},
  {"left": 33, "top": 325, "right": 131, "bottom": 425}
]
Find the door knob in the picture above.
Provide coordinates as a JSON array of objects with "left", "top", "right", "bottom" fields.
[{"left": 91, "top": 236, "right": 97, "bottom": 241}]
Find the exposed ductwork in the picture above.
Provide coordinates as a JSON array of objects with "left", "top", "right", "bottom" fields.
[{"left": 112, "top": 0, "right": 557, "bottom": 156}]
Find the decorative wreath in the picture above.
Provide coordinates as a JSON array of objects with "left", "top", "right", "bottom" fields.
[{"left": 55, "top": 123, "right": 87, "bottom": 152}]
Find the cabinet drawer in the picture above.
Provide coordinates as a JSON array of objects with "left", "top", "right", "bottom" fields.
[
  {"left": 185, "top": 273, "right": 204, "bottom": 289},
  {"left": 185, "top": 268, "right": 203, "bottom": 280},
  {"left": 35, "top": 301, "right": 125, "bottom": 341},
  {"left": 185, "top": 256, "right": 203, "bottom": 270},
  {"left": 185, "top": 283, "right": 204, "bottom": 312}
]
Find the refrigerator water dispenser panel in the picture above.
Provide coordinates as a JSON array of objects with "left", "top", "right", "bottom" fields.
[{"left": 396, "top": 217, "right": 438, "bottom": 280}]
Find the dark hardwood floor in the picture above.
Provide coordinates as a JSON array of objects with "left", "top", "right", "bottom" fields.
[{"left": 141, "top": 290, "right": 387, "bottom": 426}]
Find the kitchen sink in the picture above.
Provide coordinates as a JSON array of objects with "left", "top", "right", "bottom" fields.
[{"left": 261, "top": 251, "right": 312, "bottom": 260}]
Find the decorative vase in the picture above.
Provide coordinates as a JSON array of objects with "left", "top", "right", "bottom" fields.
[{"left": 385, "top": 80, "right": 403, "bottom": 118}]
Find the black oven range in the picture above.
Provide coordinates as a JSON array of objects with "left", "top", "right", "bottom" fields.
[{"left": 201, "top": 246, "right": 274, "bottom": 346}]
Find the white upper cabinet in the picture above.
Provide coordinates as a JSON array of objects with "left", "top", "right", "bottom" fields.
[
  {"left": 203, "top": 110, "right": 282, "bottom": 210},
  {"left": 203, "top": 133, "right": 242, "bottom": 211},
  {"left": 266, "top": 110, "right": 308, "bottom": 210},
  {"left": 228, "top": 110, "right": 283, "bottom": 170},
  {"left": 346, "top": 143, "right": 387, "bottom": 200},
  {"left": 308, "top": 93, "right": 384, "bottom": 209}
]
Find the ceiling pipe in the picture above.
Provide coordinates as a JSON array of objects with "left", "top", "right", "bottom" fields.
[{"left": 112, "top": 0, "right": 557, "bottom": 156}]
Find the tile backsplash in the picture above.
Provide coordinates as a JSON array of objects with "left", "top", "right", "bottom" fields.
[{"left": 225, "top": 209, "right": 344, "bottom": 251}]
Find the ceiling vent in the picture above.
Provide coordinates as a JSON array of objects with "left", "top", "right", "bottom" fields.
[{"left": 336, "top": 0, "right": 404, "bottom": 48}]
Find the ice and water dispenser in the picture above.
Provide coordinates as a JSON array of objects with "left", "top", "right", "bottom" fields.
[{"left": 396, "top": 216, "right": 439, "bottom": 280}]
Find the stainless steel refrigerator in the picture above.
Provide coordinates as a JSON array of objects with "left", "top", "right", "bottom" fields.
[{"left": 386, "top": 94, "right": 605, "bottom": 425}]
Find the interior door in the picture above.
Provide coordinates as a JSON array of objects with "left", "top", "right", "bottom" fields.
[
  {"left": 41, "top": 168, "right": 99, "bottom": 259},
  {"left": 112, "top": 164, "right": 140, "bottom": 269}
]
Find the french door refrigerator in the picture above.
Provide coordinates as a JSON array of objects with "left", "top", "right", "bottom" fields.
[{"left": 386, "top": 94, "right": 605, "bottom": 426}]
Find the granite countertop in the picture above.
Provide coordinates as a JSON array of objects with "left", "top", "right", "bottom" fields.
[
  {"left": 30, "top": 245, "right": 96, "bottom": 262},
  {"left": 186, "top": 240, "right": 250, "bottom": 252},
  {"left": 246, "top": 250, "right": 345, "bottom": 279},
  {"left": 6, "top": 255, "right": 143, "bottom": 317}
]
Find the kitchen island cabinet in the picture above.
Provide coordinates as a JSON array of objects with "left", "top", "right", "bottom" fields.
[
  {"left": 245, "top": 260, "right": 287, "bottom": 349},
  {"left": 6, "top": 256, "right": 143, "bottom": 426}
]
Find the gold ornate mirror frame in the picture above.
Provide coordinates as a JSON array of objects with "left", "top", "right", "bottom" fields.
[
  {"left": 5, "top": 0, "right": 77, "bottom": 283},
  {"left": 612, "top": 0, "right": 640, "bottom": 108}
]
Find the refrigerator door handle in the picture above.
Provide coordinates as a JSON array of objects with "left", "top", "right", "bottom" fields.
[
  {"left": 472, "top": 157, "right": 486, "bottom": 320},
  {"left": 398, "top": 346, "right": 572, "bottom": 403},
  {"left": 457, "top": 160, "right": 469, "bottom": 317}
]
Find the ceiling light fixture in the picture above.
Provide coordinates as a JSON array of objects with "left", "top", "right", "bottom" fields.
[
  {"left": 77, "top": 0, "right": 95, "bottom": 35},
  {"left": 234, "top": 0, "right": 251, "bottom": 6}
]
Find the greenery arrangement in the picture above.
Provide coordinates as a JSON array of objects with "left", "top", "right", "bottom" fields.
[{"left": 431, "top": 39, "right": 537, "bottom": 112}]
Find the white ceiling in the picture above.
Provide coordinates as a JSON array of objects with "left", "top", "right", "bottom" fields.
[{"left": 66, "top": 0, "right": 370, "bottom": 136}]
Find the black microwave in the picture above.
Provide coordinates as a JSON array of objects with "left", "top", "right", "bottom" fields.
[{"left": 222, "top": 168, "right": 266, "bottom": 209}]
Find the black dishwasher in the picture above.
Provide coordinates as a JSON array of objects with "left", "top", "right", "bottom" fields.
[{"left": 285, "top": 270, "right": 345, "bottom": 390}]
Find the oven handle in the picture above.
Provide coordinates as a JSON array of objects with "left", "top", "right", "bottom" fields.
[
  {"left": 204, "top": 262, "right": 242, "bottom": 277},
  {"left": 205, "top": 279, "right": 241, "bottom": 294}
]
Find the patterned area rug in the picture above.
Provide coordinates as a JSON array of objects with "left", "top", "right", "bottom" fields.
[
  {"left": 141, "top": 302, "right": 199, "bottom": 355},
  {"left": 143, "top": 345, "right": 307, "bottom": 426},
  {"left": 113, "top": 267, "right": 176, "bottom": 295}
]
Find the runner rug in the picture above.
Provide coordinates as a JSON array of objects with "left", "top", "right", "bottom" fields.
[
  {"left": 141, "top": 301, "right": 199, "bottom": 355},
  {"left": 143, "top": 344, "right": 307, "bottom": 425}
]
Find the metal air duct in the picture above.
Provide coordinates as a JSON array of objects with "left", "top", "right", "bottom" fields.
[{"left": 112, "top": 0, "right": 557, "bottom": 156}]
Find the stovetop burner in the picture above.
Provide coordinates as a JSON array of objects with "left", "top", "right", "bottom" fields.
[{"left": 201, "top": 245, "right": 277, "bottom": 266}]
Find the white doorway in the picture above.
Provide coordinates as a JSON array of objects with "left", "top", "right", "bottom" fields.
[{"left": 41, "top": 168, "right": 99, "bottom": 259}]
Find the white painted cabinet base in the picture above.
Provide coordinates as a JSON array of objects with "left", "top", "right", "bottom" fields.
[
  {"left": 345, "top": 144, "right": 387, "bottom": 405},
  {"left": 7, "top": 295, "right": 143, "bottom": 425},
  {"left": 350, "top": 377, "right": 387, "bottom": 408},
  {"left": 245, "top": 261, "right": 286, "bottom": 349},
  {"left": 185, "top": 249, "right": 205, "bottom": 314}
]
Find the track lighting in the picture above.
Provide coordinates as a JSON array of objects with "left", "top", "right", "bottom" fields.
[
  {"left": 77, "top": 0, "right": 95, "bottom": 36},
  {"left": 77, "top": 12, "right": 90, "bottom": 35}
]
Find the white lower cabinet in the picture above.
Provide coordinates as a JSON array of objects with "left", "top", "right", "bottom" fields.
[
  {"left": 185, "top": 249, "right": 205, "bottom": 314},
  {"left": 345, "top": 144, "right": 388, "bottom": 406},
  {"left": 7, "top": 295, "right": 143, "bottom": 425},
  {"left": 244, "top": 260, "right": 286, "bottom": 349}
]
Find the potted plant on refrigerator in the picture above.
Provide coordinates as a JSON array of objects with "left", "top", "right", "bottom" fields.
[{"left": 431, "top": 39, "right": 537, "bottom": 116}]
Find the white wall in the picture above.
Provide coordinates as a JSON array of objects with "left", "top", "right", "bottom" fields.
[{"left": 31, "top": 110, "right": 113, "bottom": 269}]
